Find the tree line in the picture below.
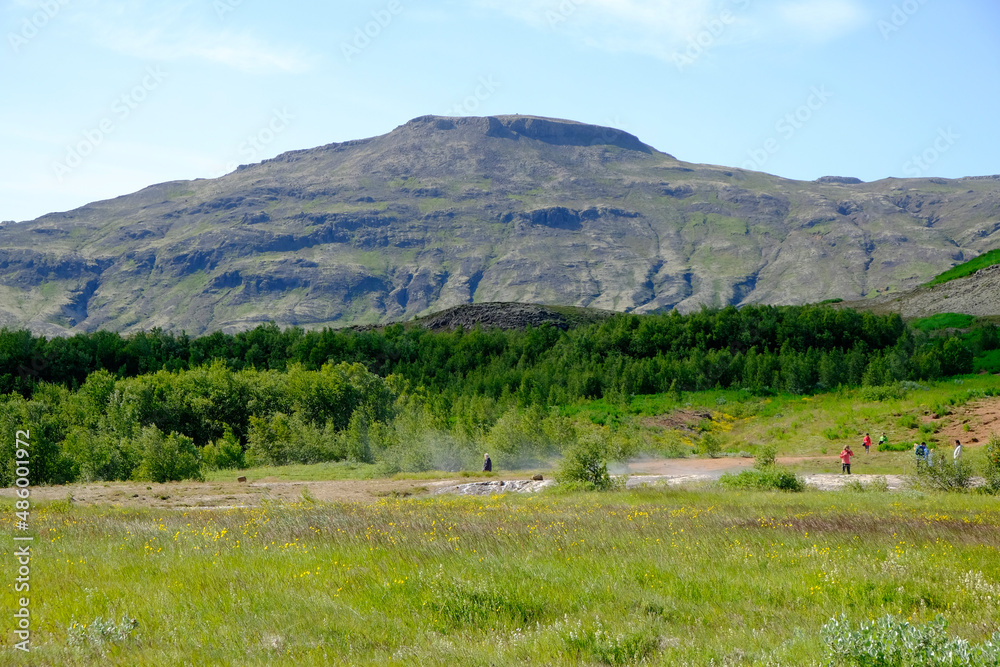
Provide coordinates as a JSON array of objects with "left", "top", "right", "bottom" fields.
[{"left": 0, "top": 305, "right": 992, "bottom": 486}]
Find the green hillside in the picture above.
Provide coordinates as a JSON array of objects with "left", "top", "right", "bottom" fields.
[{"left": 925, "top": 247, "right": 1000, "bottom": 286}]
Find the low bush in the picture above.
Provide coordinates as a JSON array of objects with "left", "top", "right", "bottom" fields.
[
  {"left": 843, "top": 476, "right": 889, "bottom": 493},
  {"left": 699, "top": 432, "right": 722, "bottom": 458},
  {"left": 561, "top": 619, "right": 659, "bottom": 666},
  {"left": 860, "top": 384, "right": 908, "bottom": 402},
  {"left": 879, "top": 440, "right": 913, "bottom": 452},
  {"left": 754, "top": 443, "right": 777, "bottom": 469},
  {"left": 557, "top": 434, "right": 613, "bottom": 490},
  {"left": 131, "top": 426, "right": 203, "bottom": 483},
  {"left": 718, "top": 466, "right": 803, "bottom": 492},
  {"left": 201, "top": 426, "right": 245, "bottom": 470},
  {"left": 822, "top": 613, "right": 1000, "bottom": 666},
  {"left": 914, "top": 458, "right": 975, "bottom": 492}
]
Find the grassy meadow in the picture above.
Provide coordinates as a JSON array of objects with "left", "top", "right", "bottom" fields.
[
  {"left": 3, "top": 487, "right": 1000, "bottom": 665},
  {"left": 5, "top": 374, "right": 1000, "bottom": 665}
]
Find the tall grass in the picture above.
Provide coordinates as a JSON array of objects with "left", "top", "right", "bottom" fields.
[{"left": 5, "top": 488, "right": 1000, "bottom": 665}]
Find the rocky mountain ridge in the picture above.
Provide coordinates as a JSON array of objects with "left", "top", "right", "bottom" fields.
[{"left": 2, "top": 114, "right": 999, "bottom": 335}]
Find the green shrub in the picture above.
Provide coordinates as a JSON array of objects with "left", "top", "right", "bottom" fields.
[
  {"left": 914, "top": 458, "right": 975, "bottom": 492},
  {"left": 897, "top": 414, "right": 920, "bottom": 430},
  {"left": 699, "top": 432, "right": 722, "bottom": 458},
  {"left": 822, "top": 613, "right": 1000, "bottom": 666},
  {"left": 67, "top": 615, "right": 138, "bottom": 648},
  {"left": 557, "top": 434, "right": 613, "bottom": 490},
  {"left": 61, "top": 428, "right": 138, "bottom": 481},
  {"left": 860, "top": 384, "right": 907, "bottom": 401},
  {"left": 246, "top": 412, "right": 343, "bottom": 466},
  {"left": 657, "top": 430, "right": 693, "bottom": 458},
  {"left": 843, "top": 476, "right": 889, "bottom": 493},
  {"left": 754, "top": 443, "right": 777, "bottom": 469},
  {"left": 561, "top": 619, "right": 659, "bottom": 666},
  {"left": 879, "top": 440, "right": 913, "bottom": 452},
  {"left": 201, "top": 426, "right": 245, "bottom": 470},
  {"left": 131, "top": 426, "right": 203, "bottom": 483},
  {"left": 983, "top": 433, "right": 1000, "bottom": 494},
  {"left": 718, "top": 467, "right": 803, "bottom": 492}
]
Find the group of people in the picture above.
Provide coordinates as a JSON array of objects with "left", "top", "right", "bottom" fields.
[
  {"left": 839, "top": 431, "right": 964, "bottom": 474},
  {"left": 914, "top": 439, "right": 963, "bottom": 467}
]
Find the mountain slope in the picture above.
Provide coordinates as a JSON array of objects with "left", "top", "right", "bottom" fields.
[
  {"left": 840, "top": 260, "right": 1000, "bottom": 319},
  {"left": 2, "top": 114, "right": 1000, "bottom": 335}
]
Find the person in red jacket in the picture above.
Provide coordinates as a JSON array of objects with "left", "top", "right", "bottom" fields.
[
  {"left": 862, "top": 433, "right": 872, "bottom": 454},
  {"left": 840, "top": 445, "right": 854, "bottom": 474}
]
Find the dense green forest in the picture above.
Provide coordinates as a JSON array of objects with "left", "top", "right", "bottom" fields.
[{"left": 1, "top": 305, "right": 996, "bottom": 486}]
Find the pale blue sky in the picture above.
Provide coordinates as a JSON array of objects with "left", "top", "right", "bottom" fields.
[{"left": 2, "top": 0, "right": 998, "bottom": 222}]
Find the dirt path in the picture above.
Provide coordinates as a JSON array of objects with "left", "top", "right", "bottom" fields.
[
  {"left": 1, "top": 461, "right": 919, "bottom": 508},
  {"left": 620, "top": 456, "right": 753, "bottom": 478}
]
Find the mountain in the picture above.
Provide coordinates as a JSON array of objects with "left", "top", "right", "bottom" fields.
[{"left": 2, "top": 114, "right": 1000, "bottom": 336}]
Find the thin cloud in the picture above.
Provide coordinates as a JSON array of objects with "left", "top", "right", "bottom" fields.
[
  {"left": 776, "top": 0, "right": 869, "bottom": 41},
  {"left": 65, "top": 0, "right": 313, "bottom": 74},
  {"left": 479, "top": 0, "right": 867, "bottom": 60},
  {"left": 99, "top": 26, "right": 314, "bottom": 74},
  {"left": 480, "top": 0, "right": 716, "bottom": 40}
]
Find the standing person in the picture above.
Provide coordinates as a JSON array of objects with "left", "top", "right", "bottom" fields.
[
  {"left": 953, "top": 439, "right": 963, "bottom": 462},
  {"left": 915, "top": 442, "right": 927, "bottom": 465},
  {"left": 927, "top": 443, "right": 933, "bottom": 467},
  {"left": 878, "top": 433, "right": 888, "bottom": 450},
  {"left": 840, "top": 445, "right": 854, "bottom": 474},
  {"left": 483, "top": 453, "right": 492, "bottom": 473},
  {"left": 863, "top": 433, "right": 872, "bottom": 454}
]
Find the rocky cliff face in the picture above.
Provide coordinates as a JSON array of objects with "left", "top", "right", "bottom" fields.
[{"left": 2, "top": 114, "right": 1000, "bottom": 335}]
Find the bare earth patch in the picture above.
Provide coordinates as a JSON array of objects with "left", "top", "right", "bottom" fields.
[
  {"left": 933, "top": 396, "right": 1000, "bottom": 446},
  {"left": 0, "top": 477, "right": 477, "bottom": 508},
  {"left": 642, "top": 409, "right": 712, "bottom": 436}
]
